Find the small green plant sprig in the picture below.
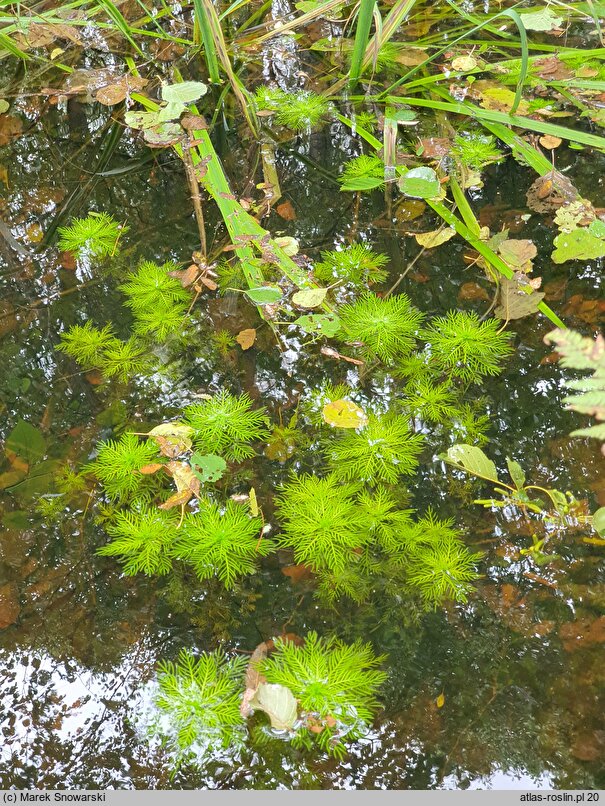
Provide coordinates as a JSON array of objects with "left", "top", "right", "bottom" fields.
[
  {"left": 85, "top": 433, "right": 161, "bottom": 503},
  {"left": 422, "top": 311, "right": 513, "bottom": 381},
  {"left": 57, "top": 212, "right": 126, "bottom": 258},
  {"left": 98, "top": 506, "right": 179, "bottom": 575},
  {"left": 254, "top": 87, "right": 331, "bottom": 130},
  {"left": 57, "top": 324, "right": 149, "bottom": 382},
  {"left": 184, "top": 391, "right": 270, "bottom": 461},
  {"left": 324, "top": 413, "right": 425, "bottom": 485},
  {"left": 151, "top": 648, "right": 247, "bottom": 762},
  {"left": 451, "top": 133, "right": 504, "bottom": 172},
  {"left": 172, "top": 502, "right": 271, "bottom": 589},
  {"left": 119, "top": 261, "right": 191, "bottom": 340},
  {"left": 260, "top": 632, "right": 386, "bottom": 757},
  {"left": 314, "top": 244, "right": 389, "bottom": 286},
  {"left": 404, "top": 378, "right": 459, "bottom": 424},
  {"left": 339, "top": 155, "right": 385, "bottom": 192},
  {"left": 338, "top": 292, "right": 424, "bottom": 362}
]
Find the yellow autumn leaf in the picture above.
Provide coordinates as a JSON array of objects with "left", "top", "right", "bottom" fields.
[
  {"left": 436, "top": 692, "right": 445, "bottom": 708},
  {"left": 322, "top": 399, "right": 369, "bottom": 429},
  {"left": 414, "top": 227, "right": 456, "bottom": 249},
  {"left": 249, "top": 487, "right": 259, "bottom": 517},
  {"left": 236, "top": 328, "right": 257, "bottom": 350}
]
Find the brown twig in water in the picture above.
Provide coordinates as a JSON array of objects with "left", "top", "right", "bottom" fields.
[{"left": 181, "top": 137, "right": 207, "bottom": 258}]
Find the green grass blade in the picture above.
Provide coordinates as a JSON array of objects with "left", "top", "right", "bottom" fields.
[
  {"left": 500, "top": 8, "right": 528, "bottom": 115},
  {"left": 192, "top": 0, "right": 221, "bottom": 83},
  {"left": 349, "top": 0, "right": 376, "bottom": 89}
]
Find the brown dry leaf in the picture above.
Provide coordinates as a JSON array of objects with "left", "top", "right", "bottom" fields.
[
  {"left": 139, "top": 463, "right": 164, "bottom": 475},
  {"left": 534, "top": 56, "right": 572, "bottom": 80},
  {"left": 497, "top": 239, "right": 537, "bottom": 273},
  {"left": 236, "top": 328, "right": 257, "bottom": 350},
  {"left": 394, "top": 48, "right": 428, "bottom": 66},
  {"left": 85, "top": 370, "right": 104, "bottom": 386},
  {"left": 0, "top": 582, "right": 20, "bottom": 629},
  {"left": 281, "top": 564, "right": 314, "bottom": 583},
  {"left": 539, "top": 135, "right": 562, "bottom": 149},
  {"left": 148, "top": 422, "right": 194, "bottom": 457},
  {"left": 150, "top": 39, "right": 185, "bottom": 61},
  {"left": 495, "top": 278, "right": 545, "bottom": 320},
  {"left": 241, "top": 640, "right": 269, "bottom": 718},
  {"left": 199, "top": 276, "right": 218, "bottom": 291},
  {"left": 96, "top": 75, "right": 147, "bottom": 105},
  {"left": 320, "top": 346, "right": 364, "bottom": 365},
  {"left": 169, "top": 264, "right": 199, "bottom": 288},
  {"left": 59, "top": 251, "right": 77, "bottom": 271},
  {"left": 25, "top": 223, "right": 44, "bottom": 243},
  {"left": 458, "top": 282, "right": 490, "bottom": 302},
  {"left": 563, "top": 294, "right": 605, "bottom": 326},
  {"left": 276, "top": 200, "right": 296, "bottom": 221},
  {"left": 0, "top": 115, "right": 23, "bottom": 147},
  {"left": 158, "top": 490, "right": 192, "bottom": 510},
  {"left": 559, "top": 615, "right": 605, "bottom": 651},
  {"left": 526, "top": 171, "right": 578, "bottom": 213},
  {"left": 323, "top": 399, "right": 369, "bottom": 429},
  {"left": 181, "top": 114, "right": 208, "bottom": 131},
  {"left": 418, "top": 137, "right": 451, "bottom": 158},
  {"left": 415, "top": 227, "right": 456, "bottom": 249}
]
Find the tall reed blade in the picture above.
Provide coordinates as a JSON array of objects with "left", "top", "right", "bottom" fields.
[
  {"left": 349, "top": 0, "right": 376, "bottom": 89},
  {"left": 193, "top": 0, "right": 221, "bottom": 84}
]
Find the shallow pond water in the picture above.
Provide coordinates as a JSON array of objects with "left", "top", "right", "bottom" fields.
[{"left": 0, "top": 31, "right": 604, "bottom": 790}]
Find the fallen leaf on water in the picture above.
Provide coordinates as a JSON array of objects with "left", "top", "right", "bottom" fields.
[
  {"left": 539, "top": 135, "right": 562, "bottom": 150},
  {"left": 435, "top": 692, "right": 445, "bottom": 708},
  {"left": 236, "top": 328, "right": 257, "bottom": 350},
  {"left": 451, "top": 54, "right": 477, "bottom": 72},
  {"left": 139, "top": 463, "right": 164, "bottom": 475},
  {"left": 0, "top": 115, "right": 23, "bottom": 146},
  {"left": 249, "top": 683, "right": 298, "bottom": 730},
  {"left": 147, "top": 422, "right": 194, "bottom": 457},
  {"left": 276, "top": 200, "right": 296, "bottom": 220},
  {"left": 292, "top": 287, "right": 327, "bottom": 308},
  {"left": 249, "top": 487, "right": 259, "bottom": 517},
  {"left": 418, "top": 137, "right": 451, "bottom": 158},
  {"left": 415, "top": 227, "right": 456, "bottom": 249},
  {"left": 495, "top": 278, "right": 545, "bottom": 320},
  {"left": 497, "top": 239, "right": 537, "bottom": 273},
  {"left": 559, "top": 615, "right": 605, "bottom": 651},
  {"left": 282, "top": 564, "right": 314, "bottom": 583},
  {"left": 323, "top": 399, "right": 369, "bottom": 429},
  {"left": 458, "top": 282, "right": 490, "bottom": 302}
]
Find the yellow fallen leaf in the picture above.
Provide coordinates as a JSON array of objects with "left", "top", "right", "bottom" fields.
[
  {"left": 322, "top": 399, "right": 369, "bottom": 429},
  {"left": 539, "top": 135, "right": 562, "bottom": 149},
  {"left": 236, "top": 328, "right": 257, "bottom": 350},
  {"left": 249, "top": 487, "right": 259, "bottom": 517},
  {"left": 436, "top": 692, "right": 445, "bottom": 708},
  {"left": 415, "top": 227, "right": 456, "bottom": 248},
  {"left": 50, "top": 47, "right": 64, "bottom": 60},
  {"left": 452, "top": 55, "right": 477, "bottom": 72}
]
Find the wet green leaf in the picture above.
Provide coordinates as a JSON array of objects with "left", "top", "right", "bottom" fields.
[
  {"left": 124, "top": 110, "right": 161, "bottom": 130},
  {"left": 593, "top": 507, "right": 605, "bottom": 537},
  {"left": 506, "top": 458, "right": 526, "bottom": 490},
  {"left": 143, "top": 123, "right": 183, "bottom": 146},
  {"left": 551, "top": 229, "right": 605, "bottom": 263},
  {"left": 588, "top": 219, "right": 605, "bottom": 239},
  {"left": 340, "top": 176, "right": 384, "bottom": 192},
  {"left": 397, "top": 167, "right": 441, "bottom": 199},
  {"left": 190, "top": 453, "right": 227, "bottom": 483},
  {"left": 5, "top": 459, "right": 60, "bottom": 498},
  {"left": 323, "top": 399, "right": 369, "bottom": 429},
  {"left": 161, "top": 81, "right": 208, "bottom": 105},
  {"left": 441, "top": 444, "right": 500, "bottom": 483},
  {"left": 292, "top": 288, "right": 327, "bottom": 308},
  {"left": 245, "top": 286, "right": 283, "bottom": 304},
  {"left": 294, "top": 314, "right": 340, "bottom": 337},
  {"left": 6, "top": 420, "right": 46, "bottom": 464},
  {"left": 519, "top": 8, "right": 564, "bottom": 31},
  {"left": 0, "top": 100, "right": 9, "bottom": 114}
]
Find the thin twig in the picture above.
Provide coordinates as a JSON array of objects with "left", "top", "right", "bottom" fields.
[{"left": 181, "top": 137, "right": 207, "bottom": 258}]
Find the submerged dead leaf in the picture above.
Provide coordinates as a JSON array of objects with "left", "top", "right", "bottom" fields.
[
  {"left": 276, "top": 200, "right": 296, "bottom": 221},
  {"left": 282, "top": 564, "right": 314, "bottom": 583},
  {"left": 559, "top": 616, "right": 605, "bottom": 651},
  {"left": 414, "top": 227, "right": 456, "bottom": 249},
  {"left": 526, "top": 172, "right": 578, "bottom": 213},
  {"left": 147, "top": 422, "right": 194, "bottom": 457},
  {"left": 458, "top": 282, "right": 490, "bottom": 302},
  {"left": 495, "top": 278, "right": 545, "bottom": 320},
  {"left": 236, "top": 328, "right": 257, "bottom": 350},
  {"left": 0, "top": 115, "right": 23, "bottom": 146}
]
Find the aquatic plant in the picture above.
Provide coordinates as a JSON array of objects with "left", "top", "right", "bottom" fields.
[
  {"left": 153, "top": 649, "right": 247, "bottom": 757},
  {"left": 356, "top": 486, "right": 414, "bottom": 552},
  {"left": 97, "top": 337, "right": 150, "bottom": 382},
  {"left": 184, "top": 392, "right": 270, "bottom": 461},
  {"left": 275, "top": 474, "right": 371, "bottom": 573},
  {"left": 57, "top": 212, "right": 126, "bottom": 258},
  {"left": 86, "top": 433, "right": 160, "bottom": 503},
  {"left": 97, "top": 506, "right": 178, "bottom": 576},
  {"left": 314, "top": 243, "right": 389, "bottom": 286},
  {"left": 404, "top": 538, "right": 483, "bottom": 607},
  {"left": 260, "top": 632, "right": 387, "bottom": 756},
  {"left": 423, "top": 311, "right": 513, "bottom": 381},
  {"left": 325, "top": 413, "right": 425, "bottom": 484},
  {"left": 404, "top": 378, "right": 459, "bottom": 424},
  {"left": 339, "top": 154, "right": 385, "bottom": 191},
  {"left": 338, "top": 292, "right": 424, "bottom": 362},
  {"left": 173, "top": 502, "right": 269, "bottom": 589},
  {"left": 452, "top": 133, "right": 505, "bottom": 172},
  {"left": 57, "top": 322, "right": 117, "bottom": 367},
  {"left": 119, "top": 261, "right": 191, "bottom": 340},
  {"left": 255, "top": 87, "right": 331, "bottom": 130}
]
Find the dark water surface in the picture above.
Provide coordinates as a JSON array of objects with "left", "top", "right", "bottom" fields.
[{"left": 0, "top": 47, "right": 604, "bottom": 790}]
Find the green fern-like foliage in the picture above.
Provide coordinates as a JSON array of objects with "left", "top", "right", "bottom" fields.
[
  {"left": 57, "top": 322, "right": 118, "bottom": 367},
  {"left": 275, "top": 473, "right": 371, "bottom": 573},
  {"left": 183, "top": 391, "right": 270, "bottom": 461},
  {"left": 255, "top": 87, "right": 330, "bottom": 130},
  {"left": 404, "top": 378, "right": 459, "bottom": 424},
  {"left": 338, "top": 293, "right": 424, "bottom": 362},
  {"left": 423, "top": 311, "right": 512, "bottom": 381},
  {"left": 356, "top": 486, "right": 414, "bottom": 551},
  {"left": 405, "top": 539, "right": 482, "bottom": 607},
  {"left": 260, "top": 632, "right": 386, "bottom": 756},
  {"left": 325, "top": 413, "right": 425, "bottom": 485},
  {"left": 57, "top": 212, "right": 126, "bottom": 258},
  {"left": 98, "top": 337, "right": 150, "bottom": 382},
  {"left": 314, "top": 244, "right": 389, "bottom": 286},
  {"left": 85, "top": 433, "right": 160, "bottom": 502},
  {"left": 153, "top": 649, "right": 247, "bottom": 756},
  {"left": 393, "top": 509, "right": 482, "bottom": 607},
  {"left": 450, "top": 401, "right": 491, "bottom": 446},
  {"left": 172, "top": 502, "right": 270, "bottom": 588},
  {"left": 119, "top": 261, "right": 190, "bottom": 340},
  {"left": 544, "top": 329, "right": 605, "bottom": 441},
  {"left": 98, "top": 506, "right": 178, "bottom": 575},
  {"left": 339, "top": 155, "right": 385, "bottom": 191},
  {"left": 452, "top": 133, "right": 504, "bottom": 172}
]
